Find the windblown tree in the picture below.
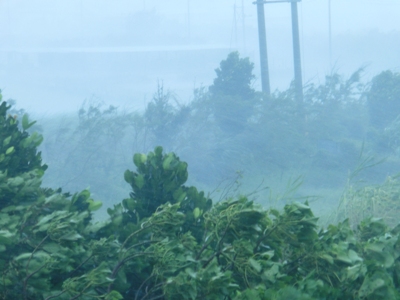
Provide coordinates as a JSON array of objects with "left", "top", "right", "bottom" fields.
[
  {"left": 144, "top": 83, "right": 191, "bottom": 149},
  {"left": 2, "top": 93, "right": 400, "bottom": 299},
  {"left": 367, "top": 70, "right": 400, "bottom": 130},
  {"left": 209, "top": 51, "right": 259, "bottom": 134}
]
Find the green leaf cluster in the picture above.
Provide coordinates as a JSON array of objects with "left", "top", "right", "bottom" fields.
[
  {"left": 3, "top": 98, "right": 400, "bottom": 299},
  {"left": 120, "top": 146, "right": 212, "bottom": 242},
  {"left": 0, "top": 102, "right": 46, "bottom": 187}
]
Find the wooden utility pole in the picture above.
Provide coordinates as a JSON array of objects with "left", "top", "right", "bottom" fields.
[{"left": 255, "top": 0, "right": 271, "bottom": 96}]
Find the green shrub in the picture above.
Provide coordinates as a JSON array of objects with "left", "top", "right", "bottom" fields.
[{"left": 2, "top": 99, "right": 400, "bottom": 300}]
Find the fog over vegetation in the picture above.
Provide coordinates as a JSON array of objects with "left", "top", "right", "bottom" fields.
[
  {"left": 1, "top": 0, "right": 400, "bottom": 222},
  {"left": 4, "top": 1, "right": 400, "bottom": 299}
]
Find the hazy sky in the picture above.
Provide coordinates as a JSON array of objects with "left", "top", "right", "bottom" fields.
[
  {"left": 0, "top": 0, "right": 399, "bottom": 114},
  {"left": 0, "top": 0, "right": 398, "bottom": 42}
]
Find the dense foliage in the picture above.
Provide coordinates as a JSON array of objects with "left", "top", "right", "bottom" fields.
[
  {"left": 2, "top": 97, "right": 400, "bottom": 299},
  {"left": 36, "top": 53, "right": 400, "bottom": 208},
  {"left": 208, "top": 51, "right": 258, "bottom": 133},
  {"left": 367, "top": 70, "right": 400, "bottom": 130}
]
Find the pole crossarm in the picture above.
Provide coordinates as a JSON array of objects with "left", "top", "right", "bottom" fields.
[{"left": 252, "top": 0, "right": 300, "bottom": 4}]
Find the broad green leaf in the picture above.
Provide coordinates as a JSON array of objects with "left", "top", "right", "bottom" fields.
[
  {"left": 44, "top": 193, "right": 64, "bottom": 204},
  {"left": 133, "top": 153, "right": 147, "bottom": 167},
  {"left": 185, "top": 256, "right": 197, "bottom": 262},
  {"left": 173, "top": 189, "right": 186, "bottom": 202},
  {"left": 269, "top": 209, "right": 280, "bottom": 217},
  {"left": 21, "top": 114, "right": 37, "bottom": 130},
  {"left": 105, "top": 291, "right": 124, "bottom": 300},
  {"left": 320, "top": 254, "right": 334, "bottom": 264},
  {"left": 36, "top": 211, "right": 67, "bottom": 228},
  {"left": 0, "top": 213, "right": 10, "bottom": 225},
  {"left": 359, "top": 276, "right": 385, "bottom": 298},
  {"left": 3, "top": 136, "right": 11, "bottom": 146},
  {"left": 88, "top": 200, "right": 103, "bottom": 211},
  {"left": 22, "top": 114, "right": 29, "bottom": 130},
  {"left": 22, "top": 132, "right": 43, "bottom": 148},
  {"left": 59, "top": 232, "right": 83, "bottom": 241},
  {"left": 112, "top": 215, "right": 123, "bottom": 226},
  {"left": 162, "top": 153, "right": 174, "bottom": 170},
  {"left": 193, "top": 207, "right": 201, "bottom": 219},
  {"left": 336, "top": 253, "right": 352, "bottom": 264},
  {"left": 373, "top": 251, "right": 395, "bottom": 268},
  {"left": 185, "top": 268, "right": 197, "bottom": 279},
  {"left": 124, "top": 170, "right": 134, "bottom": 183},
  {"left": 383, "top": 252, "right": 395, "bottom": 268},
  {"left": 154, "top": 146, "right": 163, "bottom": 156},
  {"left": 262, "top": 263, "right": 280, "bottom": 283},
  {"left": 0, "top": 230, "right": 14, "bottom": 245},
  {"left": 7, "top": 176, "right": 24, "bottom": 187},
  {"left": 346, "top": 264, "right": 367, "bottom": 281},
  {"left": 249, "top": 258, "right": 262, "bottom": 273},
  {"left": 42, "top": 242, "right": 62, "bottom": 254},
  {"left": 5, "top": 146, "right": 14, "bottom": 155},
  {"left": 31, "top": 251, "right": 50, "bottom": 260},
  {"left": 1, "top": 205, "right": 16, "bottom": 213},
  {"left": 15, "top": 252, "right": 33, "bottom": 261},
  {"left": 79, "top": 189, "right": 91, "bottom": 201},
  {"left": 134, "top": 174, "right": 145, "bottom": 189},
  {"left": 83, "top": 220, "right": 109, "bottom": 235},
  {"left": 260, "top": 250, "right": 275, "bottom": 259},
  {"left": 293, "top": 202, "right": 311, "bottom": 211},
  {"left": 348, "top": 249, "right": 363, "bottom": 263},
  {"left": 123, "top": 198, "right": 136, "bottom": 211},
  {"left": 22, "top": 114, "right": 36, "bottom": 130},
  {"left": 364, "top": 242, "right": 385, "bottom": 252},
  {"left": 299, "top": 217, "right": 319, "bottom": 226}
]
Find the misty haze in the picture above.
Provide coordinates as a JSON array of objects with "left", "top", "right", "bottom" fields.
[{"left": 2, "top": 0, "right": 400, "bottom": 298}]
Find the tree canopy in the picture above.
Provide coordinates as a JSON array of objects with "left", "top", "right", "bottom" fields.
[
  {"left": 2, "top": 96, "right": 400, "bottom": 299},
  {"left": 209, "top": 51, "right": 256, "bottom": 100}
]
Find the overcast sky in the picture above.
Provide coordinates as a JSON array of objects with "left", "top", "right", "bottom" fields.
[
  {"left": 0, "top": 0, "right": 399, "bottom": 114},
  {"left": 0, "top": 0, "right": 398, "bottom": 41}
]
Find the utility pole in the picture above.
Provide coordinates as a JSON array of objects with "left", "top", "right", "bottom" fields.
[
  {"left": 255, "top": 0, "right": 271, "bottom": 96},
  {"left": 253, "top": 0, "right": 303, "bottom": 102},
  {"left": 290, "top": 0, "right": 303, "bottom": 103}
]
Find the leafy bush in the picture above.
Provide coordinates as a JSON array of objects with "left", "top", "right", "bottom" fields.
[
  {"left": 3, "top": 99, "right": 400, "bottom": 299},
  {"left": 38, "top": 55, "right": 398, "bottom": 195}
]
